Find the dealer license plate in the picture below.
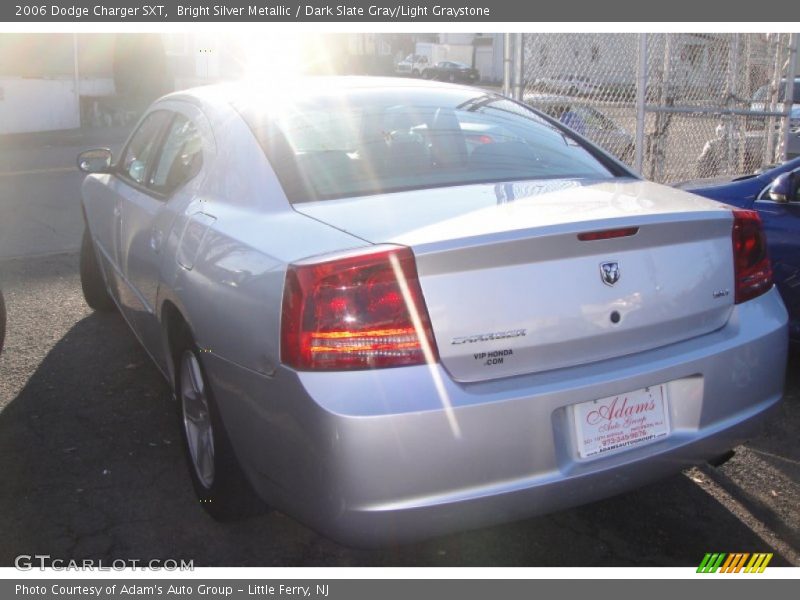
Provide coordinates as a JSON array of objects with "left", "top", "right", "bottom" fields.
[{"left": 573, "top": 384, "right": 670, "bottom": 459}]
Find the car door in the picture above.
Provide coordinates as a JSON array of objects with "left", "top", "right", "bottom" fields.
[
  {"left": 98, "top": 110, "right": 172, "bottom": 308},
  {"left": 119, "top": 104, "right": 209, "bottom": 367},
  {"left": 754, "top": 168, "right": 800, "bottom": 330}
]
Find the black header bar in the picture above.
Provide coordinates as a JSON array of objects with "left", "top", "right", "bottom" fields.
[{"left": 3, "top": 0, "right": 799, "bottom": 22}]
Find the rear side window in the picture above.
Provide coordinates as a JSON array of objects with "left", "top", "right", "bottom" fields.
[
  {"left": 120, "top": 111, "right": 170, "bottom": 185},
  {"left": 149, "top": 114, "right": 203, "bottom": 195},
  {"left": 251, "top": 91, "right": 616, "bottom": 203}
]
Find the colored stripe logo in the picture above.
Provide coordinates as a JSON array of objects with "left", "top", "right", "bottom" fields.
[{"left": 697, "top": 553, "right": 773, "bottom": 573}]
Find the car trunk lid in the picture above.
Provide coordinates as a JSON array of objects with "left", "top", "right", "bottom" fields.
[{"left": 294, "top": 178, "right": 736, "bottom": 382}]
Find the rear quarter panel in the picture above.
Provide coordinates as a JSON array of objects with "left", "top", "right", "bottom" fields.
[{"left": 156, "top": 105, "right": 367, "bottom": 378}]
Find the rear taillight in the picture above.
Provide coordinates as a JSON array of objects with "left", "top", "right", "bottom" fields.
[
  {"left": 732, "top": 209, "right": 772, "bottom": 304},
  {"left": 280, "top": 246, "right": 438, "bottom": 370}
]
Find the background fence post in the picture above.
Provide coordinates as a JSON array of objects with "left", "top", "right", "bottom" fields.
[
  {"left": 780, "top": 32, "right": 798, "bottom": 162},
  {"left": 650, "top": 33, "right": 673, "bottom": 180},
  {"left": 513, "top": 33, "right": 524, "bottom": 101},
  {"left": 635, "top": 33, "right": 648, "bottom": 174},
  {"left": 726, "top": 34, "right": 740, "bottom": 175},
  {"left": 765, "top": 35, "right": 784, "bottom": 165},
  {"left": 503, "top": 33, "right": 512, "bottom": 97}
]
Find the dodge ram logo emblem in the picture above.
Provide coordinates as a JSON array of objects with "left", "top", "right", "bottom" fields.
[{"left": 600, "top": 261, "right": 620, "bottom": 286}]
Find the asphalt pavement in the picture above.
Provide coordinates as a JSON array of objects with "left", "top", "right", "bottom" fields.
[
  {"left": 0, "top": 128, "right": 798, "bottom": 567},
  {"left": 0, "top": 126, "right": 129, "bottom": 260}
]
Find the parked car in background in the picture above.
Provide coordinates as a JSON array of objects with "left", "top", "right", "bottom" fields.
[
  {"left": 531, "top": 74, "right": 596, "bottom": 96},
  {"left": 750, "top": 77, "right": 800, "bottom": 114},
  {"left": 0, "top": 290, "right": 5, "bottom": 353},
  {"left": 525, "top": 94, "right": 634, "bottom": 162},
  {"left": 421, "top": 61, "right": 479, "bottom": 83},
  {"left": 746, "top": 77, "right": 800, "bottom": 134},
  {"left": 697, "top": 109, "right": 800, "bottom": 178},
  {"left": 678, "top": 156, "right": 800, "bottom": 341},
  {"left": 77, "top": 77, "right": 787, "bottom": 546},
  {"left": 395, "top": 53, "right": 430, "bottom": 77}
]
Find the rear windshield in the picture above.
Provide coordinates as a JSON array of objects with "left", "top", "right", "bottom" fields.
[{"left": 242, "top": 87, "right": 619, "bottom": 203}]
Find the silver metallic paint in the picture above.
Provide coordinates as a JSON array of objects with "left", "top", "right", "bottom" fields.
[{"left": 80, "top": 81, "right": 789, "bottom": 546}]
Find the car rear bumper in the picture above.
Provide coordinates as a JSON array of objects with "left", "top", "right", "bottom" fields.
[
  {"left": 209, "top": 287, "right": 787, "bottom": 546},
  {"left": 323, "top": 397, "right": 778, "bottom": 547}
]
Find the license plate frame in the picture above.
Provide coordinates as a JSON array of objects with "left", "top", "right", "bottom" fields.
[{"left": 573, "top": 384, "right": 670, "bottom": 459}]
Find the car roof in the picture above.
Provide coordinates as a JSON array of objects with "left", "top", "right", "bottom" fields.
[
  {"left": 162, "top": 76, "right": 488, "bottom": 116},
  {"left": 168, "top": 76, "right": 477, "bottom": 100}
]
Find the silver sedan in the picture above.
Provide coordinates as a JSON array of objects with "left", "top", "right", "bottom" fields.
[{"left": 78, "top": 77, "right": 788, "bottom": 546}]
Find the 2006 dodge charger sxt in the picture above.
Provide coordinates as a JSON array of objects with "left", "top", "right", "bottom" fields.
[{"left": 77, "top": 77, "right": 788, "bottom": 546}]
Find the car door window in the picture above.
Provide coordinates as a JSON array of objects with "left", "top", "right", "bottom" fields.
[
  {"left": 120, "top": 111, "right": 170, "bottom": 185},
  {"left": 149, "top": 114, "right": 203, "bottom": 196}
]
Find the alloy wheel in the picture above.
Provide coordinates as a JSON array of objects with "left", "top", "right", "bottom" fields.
[{"left": 180, "top": 350, "right": 215, "bottom": 489}]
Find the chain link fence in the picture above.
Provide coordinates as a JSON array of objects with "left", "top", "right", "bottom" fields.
[{"left": 516, "top": 33, "right": 798, "bottom": 184}]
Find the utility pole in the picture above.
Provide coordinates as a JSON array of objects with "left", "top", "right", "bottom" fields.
[
  {"left": 72, "top": 33, "right": 80, "bottom": 128},
  {"left": 780, "top": 33, "right": 798, "bottom": 161},
  {"left": 503, "top": 33, "right": 512, "bottom": 97},
  {"left": 634, "top": 34, "right": 648, "bottom": 173},
  {"left": 513, "top": 33, "right": 524, "bottom": 101}
]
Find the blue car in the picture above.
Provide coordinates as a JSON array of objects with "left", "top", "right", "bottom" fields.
[{"left": 678, "top": 157, "right": 800, "bottom": 340}]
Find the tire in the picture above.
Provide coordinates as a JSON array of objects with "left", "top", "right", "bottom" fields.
[
  {"left": 80, "top": 229, "right": 115, "bottom": 312},
  {"left": 411, "top": 69, "right": 420, "bottom": 77},
  {"left": 0, "top": 290, "right": 6, "bottom": 354},
  {"left": 173, "top": 326, "right": 265, "bottom": 520},
  {"left": 448, "top": 73, "right": 456, "bottom": 82},
  {"left": 421, "top": 70, "right": 430, "bottom": 80}
]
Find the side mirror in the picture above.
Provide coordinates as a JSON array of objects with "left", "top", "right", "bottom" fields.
[
  {"left": 77, "top": 148, "right": 113, "bottom": 174},
  {"left": 767, "top": 172, "right": 800, "bottom": 203}
]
